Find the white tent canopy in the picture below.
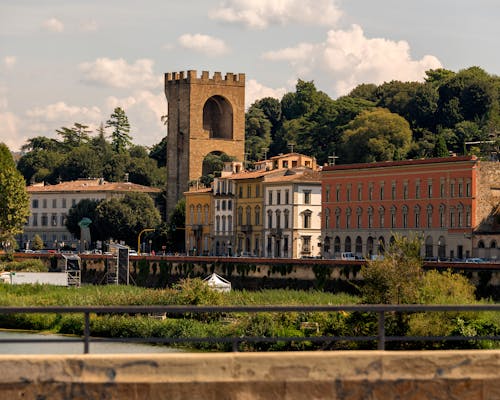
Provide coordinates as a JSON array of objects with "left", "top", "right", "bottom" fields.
[{"left": 203, "top": 273, "right": 231, "bottom": 292}]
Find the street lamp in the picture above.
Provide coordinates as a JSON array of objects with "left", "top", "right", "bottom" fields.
[{"left": 137, "top": 228, "right": 154, "bottom": 255}]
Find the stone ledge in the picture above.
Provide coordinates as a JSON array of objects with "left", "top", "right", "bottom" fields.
[{"left": 0, "top": 350, "right": 498, "bottom": 399}]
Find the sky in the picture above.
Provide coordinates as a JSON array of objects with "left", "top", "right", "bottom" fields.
[{"left": 1, "top": 0, "right": 499, "bottom": 152}]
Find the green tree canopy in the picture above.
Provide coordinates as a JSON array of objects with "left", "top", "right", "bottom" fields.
[
  {"left": 0, "top": 143, "right": 30, "bottom": 247},
  {"left": 340, "top": 108, "right": 413, "bottom": 163},
  {"left": 106, "top": 107, "right": 132, "bottom": 153}
]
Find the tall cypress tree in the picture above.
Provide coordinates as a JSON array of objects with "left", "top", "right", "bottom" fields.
[{"left": 106, "top": 107, "right": 132, "bottom": 153}]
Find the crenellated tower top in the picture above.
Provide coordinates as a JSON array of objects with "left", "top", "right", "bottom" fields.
[{"left": 165, "top": 70, "right": 245, "bottom": 87}]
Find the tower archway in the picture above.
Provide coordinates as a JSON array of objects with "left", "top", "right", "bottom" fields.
[{"left": 203, "top": 96, "right": 233, "bottom": 139}]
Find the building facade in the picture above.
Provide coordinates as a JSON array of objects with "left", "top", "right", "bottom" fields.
[
  {"left": 22, "top": 179, "right": 161, "bottom": 251},
  {"left": 264, "top": 170, "right": 322, "bottom": 258},
  {"left": 184, "top": 187, "right": 213, "bottom": 256},
  {"left": 321, "top": 156, "right": 500, "bottom": 261}
]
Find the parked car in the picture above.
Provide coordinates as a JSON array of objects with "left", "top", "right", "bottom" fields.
[{"left": 465, "top": 257, "right": 486, "bottom": 263}]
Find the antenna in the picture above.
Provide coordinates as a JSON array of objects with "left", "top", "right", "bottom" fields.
[{"left": 288, "top": 143, "right": 294, "bottom": 153}]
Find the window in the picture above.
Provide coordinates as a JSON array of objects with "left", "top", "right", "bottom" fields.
[
  {"left": 239, "top": 186, "right": 243, "bottom": 198},
  {"left": 414, "top": 205, "right": 420, "bottom": 228},
  {"left": 466, "top": 206, "right": 471, "bottom": 227},
  {"left": 450, "top": 181, "right": 455, "bottom": 197},
  {"left": 450, "top": 207, "right": 455, "bottom": 228},
  {"left": 52, "top": 199, "right": 57, "bottom": 208},
  {"left": 336, "top": 186, "right": 341, "bottom": 201},
  {"left": 268, "top": 190, "right": 273, "bottom": 205},
  {"left": 457, "top": 204, "right": 463, "bottom": 227},
  {"left": 32, "top": 213, "right": 38, "bottom": 226},
  {"left": 237, "top": 207, "right": 243, "bottom": 225},
  {"left": 276, "top": 210, "right": 281, "bottom": 229},
  {"left": 246, "top": 206, "right": 251, "bottom": 225},
  {"left": 391, "top": 182, "right": 396, "bottom": 200},
  {"left": 379, "top": 206, "right": 385, "bottom": 228},
  {"left": 284, "top": 210, "right": 290, "bottom": 229},
  {"left": 42, "top": 199, "right": 47, "bottom": 208},
  {"left": 335, "top": 208, "right": 341, "bottom": 229},
  {"left": 346, "top": 208, "right": 351, "bottom": 229},
  {"left": 221, "top": 200, "right": 226, "bottom": 211},
  {"left": 403, "top": 182, "right": 408, "bottom": 200},
  {"left": 32, "top": 199, "right": 39, "bottom": 208},
  {"left": 368, "top": 183, "right": 373, "bottom": 200},
  {"left": 303, "top": 211, "right": 311, "bottom": 229},
  {"left": 285, "top": 190, "right": 290, "bottom": 204},
  {"left": 256, "top": 184, "right": 260, "bottom": 198},
  {"left": 189, "top": 205, "right": 194, "bottom": 224},
  {"left": 427, "top": 181, "right": 433, "bottom": 198},
  {"left": 325, "top": 208, "right": 330, "bottom": 229},
  {"left": 390, "top": 206, "right": 396, "bottom": 228},
  {"left": 325, "top": 186, "right": 330, "bottom": 202},
  {"left": 466, "top": 181, "right": 471, "bottom": 197},
  {"left": 204, "top": 205, "right": 209, "bottom": 224},
  {"left": 247, "top": 185, "right": 251, "bottom": 198},
  {"left": 458, "top": 181, "right": 463, "bottom": 197},
  {"left": 346, "top": 185, "right": 351, "bottom": 201},
  {"left": 304, "top": 190, "right": 311, "bottom": 204},
  {"left": 228, "top": 215, "right": 233, "bottom": 232},
  {"left": 216, "top": 200, "right": 220, "bottom": 211},
  {"left": 267, "top": 210, "right": 273, "bottom": 229},
  {"left": 228, "top": 200, "right": 232, "bottom": 210},
  {"left": 62, "top": 199, "right": 66, "bottom": 208},
  {"left": 277, "top": 190, "right": 281, "bottom": 205},
  {"left": 60, "top": 214, "right": 66, "bottom": 226},
  {"left": 439, "top": 205, "right": 446, "bottom": 228},
  {"left": 367, "top": 207, "right": 373, "bottom": 229},
  {"left": 379, "top": 185, "right": 384, "bottom": 200},
  {"left": 357, "top": 184, "right": 362, "bottom": 201},
  {"left": 51, "top": 213, "right": 58, "bottom": 226},
  {"left": 402, "top": 206, "right": 408, "bottom": 228},
  {"left": 415, "top": 181, "right": 420, "bottom": 199},
  {"left": 216, "top": 216, "right": 220, "bottom": 232},
  {"left": 41, "top": 213, "right": 48, "bottom": 226},
  {"left": 440, "top": 180, "right": 445, "bottom": 198},
  {"left": 356, "top": 207, "right": 362, "bottom": 229},
  {"left": 72, "top": 199, "right": 76, "bottom": 206},
  {"left": 196, "top": 205, "right": 202, "bottom": 224},
  {"left": 255, "top": 206, "right": 261, "bottom": 225},
  {"left": 426, "top": 205, "right": 433, "bottom": 228},
  {"left": 222, "top": 215, "right": 226, "bottom": 232},
  {"left": 302, "top": 236, "right": 311, "bottom": 253}
]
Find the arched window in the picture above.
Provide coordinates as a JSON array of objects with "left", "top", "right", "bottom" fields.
[
  {"left": 345, "top": 236, "right": 352, "bottom": 252},
  {"left": 222, "top": 215, "right": 226, "bottom": 233},
  {"left": 284, "top": 209, "right": 290, "bottom": 229},
  {"left": 196, "top": 205, "right": 202, "bottom": 224},
  {"left": 439, "top": 204, "right": 446, "bottom": 228},
  {"left": 276, "top": 210, "right": 281, "bottom": 229},
  {"left": 457, "top": 203, "right": 464, "bottom": 227},
  {"left": 346, "top": 207, "right": 352, "bottom": 229},
  {"left": 414, "top": 205, "right": 421, "bottom": 228},
  {"left": 367, "top": 206, "right": 373, "bottom": 229},
  {"left": 216, "top": 216, "right": 220, "bottom": 233},
  {"left": 335, "top": 207, "right": 341, "bottom": 229},
  {"left": 378, "top": 206, "right": 385, "bottom": 228},
  {"left": 355, "top": 236, "right": 363, "bottom": 255},
  {"left": 255, "top": 206, "right": 261, "bottom": 225},
  {"left": 203, "top": 95, "right": 233, "bottom": 139},
  {"left": 426, "top": 204, "right": 433, "bottom": 228},
  {"left": 402, "top": 205, "right": 408, "bottom": 228},
  {"left": 189, "top": 205, "right": 194, "bottom": 225},
  {"left": 267, "top": 210, "right": 273, "bottom": 229},
  {"left": 334, "top": 236, "right": 341, "bottom": 253},
  {"left": 325, "top": 207, "right": 331, "bottom": 229},
  {"left": 237, "top": 207, "right": 243, "bottom": 225},
  {"left": 228, "top": 215, "right": 233, "bottom": 232},
  {"left": 391, "top": 205, "right": 397, "bottom": 228},
  {"left": 246, "top": 206, "right": 251, "bottom": 225},
  {"left": 490, "top": 240, "right": 497, "bottom": 249},
  {"left": 478, "top": 240, "right": 485, "bottom": 249}
]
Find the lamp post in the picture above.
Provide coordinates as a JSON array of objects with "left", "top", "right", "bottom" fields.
[{"left": 137, "top": 228, "right": 154, "bottom": 255}]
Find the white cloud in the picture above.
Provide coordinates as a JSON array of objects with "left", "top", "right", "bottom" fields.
[
  {"left": 245, "top": 79, "right": 286, "bottom": 109},
  {"left": 105, "top": 90, "right": 168, "bottom": 147},
  {"left": 262, "top": 24, "right": 442, "bottom": 97},
  {"left": 177, "top": 34, "right": 229, "bottom": 56},
  {"left": 210, "top": 0, "right": 342, "bottom": 29},
  {"left": 3, "top": 56, "right": 17, "bottom": 69},
  {"left": 79, "top": 58, "right": 160, "bottom": 89},
  {"left": 0, "top": 111, "right": 21, "bottom": 151},
  {"left": 26, "top": 101, "right": 102, "bottom": 122},
  {"left": 80, "top": 20, "right": 98, "bottom": 32},
  {"left": 42, "top": 17, "right": 64, "bottom": 33}
]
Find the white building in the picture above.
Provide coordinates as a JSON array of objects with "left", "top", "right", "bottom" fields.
[
  {"left": 263, "top": 169, "right": 322, "bottom": 258},
  {"left": 22, "top": 179, "right": 161, "bottom": 250}
]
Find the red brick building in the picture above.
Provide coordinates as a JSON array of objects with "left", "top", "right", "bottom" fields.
[{"left": 321, "top": 156, "right": 499, "bottom": 261}]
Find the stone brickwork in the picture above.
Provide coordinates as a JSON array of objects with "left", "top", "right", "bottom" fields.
[
  {"left": 1, "top": 351, "right": 499, "bottom": 399},
  {"left": 476, "top": 161, "right": 500, "bottom": 232},
  {"left": 164, "top": 70, "right": 245, "bottom": 218}
]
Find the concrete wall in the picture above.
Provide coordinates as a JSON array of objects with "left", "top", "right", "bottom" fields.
[{"left": 0, "top": 351, "right": 498, "bottom": 399}]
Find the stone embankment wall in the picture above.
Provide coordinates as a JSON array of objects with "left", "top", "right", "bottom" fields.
[{"left": 0, "top": 351, "right": 499, "bottom": 399}]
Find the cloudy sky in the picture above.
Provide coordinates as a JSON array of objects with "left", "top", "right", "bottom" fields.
[{"left": 1, "top": 0, "right": 499, "bottom": 151}]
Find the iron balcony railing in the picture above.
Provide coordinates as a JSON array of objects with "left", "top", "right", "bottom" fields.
[{"left": 0, "top": 304, "right": 499, "bottom": 354}]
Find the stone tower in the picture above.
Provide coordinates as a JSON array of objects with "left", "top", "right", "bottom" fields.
[{"left": 164, "top": 70, "right": 245, "bottom": 218}]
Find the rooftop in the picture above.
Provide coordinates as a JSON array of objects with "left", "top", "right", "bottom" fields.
[{"left": 27, "top": 179, "right": 161, "bottom": 194}]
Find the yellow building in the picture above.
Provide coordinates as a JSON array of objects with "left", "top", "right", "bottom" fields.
[{"left": 184, "top": 187, "right": 213, "bottom": 256}]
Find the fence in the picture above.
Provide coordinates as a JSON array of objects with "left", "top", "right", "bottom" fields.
[{"left": 0, "top": 304, "right": 499, "bottom": 353}]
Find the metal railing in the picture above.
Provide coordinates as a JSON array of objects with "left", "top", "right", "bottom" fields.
[{"left": 0, "top": 304, "right": 499, "bottom": 353}]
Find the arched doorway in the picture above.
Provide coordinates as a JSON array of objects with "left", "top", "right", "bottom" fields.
[
  {"left": 355, "top": 236, "right": 363, "bottom": 257},
  {"left": 367, "top": 237, "right": 374, "bottom": 257},
  {"left": 378, "top": 236, "right": 385, "bottom": 254},
  {"left": 345, "top": 236, "right": 352, "bottom": 252}
]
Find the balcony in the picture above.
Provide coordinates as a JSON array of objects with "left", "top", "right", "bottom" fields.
[{"left": 240, "top": 225, "right": 253, "bottom": 233}]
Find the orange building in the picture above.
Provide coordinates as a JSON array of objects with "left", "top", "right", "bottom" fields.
[
  {"left": 184, "top": 187, "right": 213, "bottom": 256},
  {"left": 321, "top": 156, "right": 499, "bottom": 261}
]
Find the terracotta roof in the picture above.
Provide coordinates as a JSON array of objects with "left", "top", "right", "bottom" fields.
[
  {"left": 264, "top": 169, "right": 321, "bottom": 183},
  {"left": 228, "top": 169, "right": 279, "bottom": 180},
  {"left": 322, "top": 155, "right": 478, "bottom": 172},
  {"left": 27, "top": 179, "right": 161, "bottom": 193}
]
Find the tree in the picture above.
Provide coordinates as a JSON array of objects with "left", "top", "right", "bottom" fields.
[
  {"left": 65, "top": 199, "right": 102, "bottom": 242},
  {"left": 31, "top": 234, "right": 44, "bottom": 250},
  {"left": 56, "top": 123, "right": 91, "bottom": 148},
  {"left": 106, "top": 107, "right": 132, "bottom": 153},
  {"left": 0, "top": 143, "right": 30, "bottom": 248},
  {"left": 96, "top": 193, "right": 161, "bottom": 247},
  {"left": 360, "top": 234, "right": 424, "bottom": 304},
  {"left": 433, "top": 134, "right": 449, "bottom": 157},
  {"left": 149, "top": 136, "right": 168, "bottom": 168},
  {"left": 245, "top": 105, "right": 272, "bottom": 163},
  {"left": 340, "top": 108, "right": 412, "bottom": 163}
]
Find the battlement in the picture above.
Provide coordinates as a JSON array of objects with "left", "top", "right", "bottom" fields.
[{"left": 165, "top": 70, "right": 245, "bottom": 86}]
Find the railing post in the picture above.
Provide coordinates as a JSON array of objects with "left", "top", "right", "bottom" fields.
[
  {"left": 377, "top": 311, "right": 385, "bottom": 350},
  {"left": 232, "top": 338, "right": 239, "bottom": 352},
  {"left": 84, "top": 312, "right": 90, "bottom": 354}
]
